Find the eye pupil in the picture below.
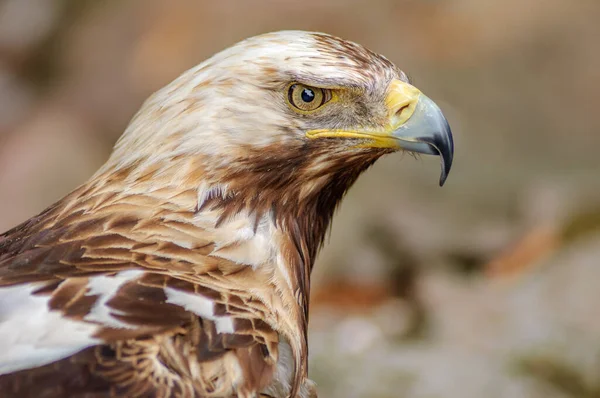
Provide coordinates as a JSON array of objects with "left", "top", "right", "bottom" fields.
[
  {"left": 301, "top": 88, "right": 315, "bottom": 103},
  {"left": 287, "top": 83, "right": 329, "bottom": 112}
]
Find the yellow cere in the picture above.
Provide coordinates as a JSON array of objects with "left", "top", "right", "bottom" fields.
[{"left": 385, "top": 79, "right": 421, "bottom": 129}]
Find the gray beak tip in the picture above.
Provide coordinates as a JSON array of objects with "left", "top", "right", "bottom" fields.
[
  {"left": 437, "top": 120, "right": 454, "bottom": 187},
  {"left": 392, "top": 94, "right": 454, "bottom": 187}
]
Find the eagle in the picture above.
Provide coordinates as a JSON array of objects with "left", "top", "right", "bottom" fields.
[{"left": 0, "top": 31, "right": 453, "bottom": 397}]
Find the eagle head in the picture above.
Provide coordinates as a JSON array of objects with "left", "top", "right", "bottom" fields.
[{"left": 105, "top": 31, "right": 453, "bottom": 195}]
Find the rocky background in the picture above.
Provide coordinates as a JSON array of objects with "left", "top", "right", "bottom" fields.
[{"left": 1, "top": 1, "right": 599, "bottom": 397}]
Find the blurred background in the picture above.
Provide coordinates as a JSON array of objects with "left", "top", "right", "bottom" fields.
[{"left": 1, "top": 0, "right": 599, "bottom": 396}]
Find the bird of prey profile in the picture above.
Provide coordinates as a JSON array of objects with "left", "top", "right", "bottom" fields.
[{"left": 0, "top": 31, "right": 453, "bottom": 397}]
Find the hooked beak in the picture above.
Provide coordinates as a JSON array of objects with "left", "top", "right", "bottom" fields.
[
  {"left": 387, "top": 80, "right": 454, "bottom": 186},
  {"left": 306, "top": 79, "right": 454, "bottom": 186}
]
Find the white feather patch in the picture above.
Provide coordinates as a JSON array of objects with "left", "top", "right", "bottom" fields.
[
  {"left": 164, "top": 287, "right": 234, "bottom": 334},
  {"left": 84, "top": 270, "right": 145, "bottom": 329},
  {"left": 209, "top": 212, "right": 275, "bottom": 269},
  {"left": 0, "top": 284, "right": 99, "bottom": 375},
  {"left": 197, "top": 182, "right": 230, "bottom": 210}
]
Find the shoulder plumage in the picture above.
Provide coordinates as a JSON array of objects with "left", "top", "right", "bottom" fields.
[{"left": 0, "top": 177, "right": 288, "bottom": 396}]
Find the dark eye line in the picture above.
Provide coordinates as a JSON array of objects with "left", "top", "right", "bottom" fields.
[
  {"left": 288, "top": 84, "right": 298, "bottom": 104},
  {"left": 320, "top": 88, "right": 331, "bottom": 106}
]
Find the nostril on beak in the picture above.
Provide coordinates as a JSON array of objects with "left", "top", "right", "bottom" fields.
[{"left": 395, "top": 104, "right": 410, "bottom": 117}]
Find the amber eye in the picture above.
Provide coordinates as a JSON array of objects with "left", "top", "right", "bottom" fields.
[{"left": 287, "top": 84, "right": 330, "bottom": 112}]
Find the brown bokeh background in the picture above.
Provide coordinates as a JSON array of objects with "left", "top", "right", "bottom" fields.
[{"left": 1, "top": 1, "right": 600, "bottom": 396}]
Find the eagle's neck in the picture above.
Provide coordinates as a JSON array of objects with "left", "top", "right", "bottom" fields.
[{"left": 197, "top": 142, "right": 386, "bottom": 271}]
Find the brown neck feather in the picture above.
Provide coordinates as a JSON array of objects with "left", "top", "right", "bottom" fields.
[{"left": 202, "top": 141, "right": 387, "bottom": 273}]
